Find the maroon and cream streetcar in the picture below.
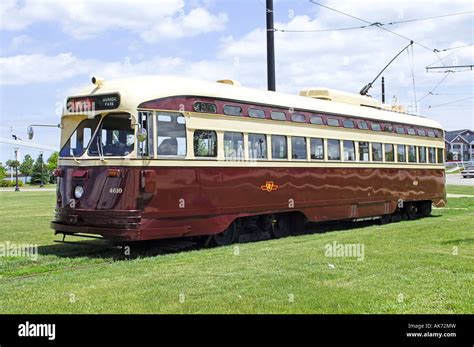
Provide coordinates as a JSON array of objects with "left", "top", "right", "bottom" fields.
[{"left": 49, "top": 76, "right": 446, "bottom": 245}]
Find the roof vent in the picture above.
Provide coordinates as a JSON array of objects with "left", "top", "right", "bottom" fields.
[
  {"left": 216, "top": 79, "right": 241, "bottom": 86},
  {"left": 300, "top": 88, "right": 382, "bottom": 109}
]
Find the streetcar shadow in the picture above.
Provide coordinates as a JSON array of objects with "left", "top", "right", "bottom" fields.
[
  {"left": 38, "top": 216, "right": 438, "bottom": 260},
  {"left": 37, "top": 237, "right": 202, "bottom": 260}
]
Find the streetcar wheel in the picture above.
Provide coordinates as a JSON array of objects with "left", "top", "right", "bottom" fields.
[
  {"left": 418, "top": 201, "right": 432, "bottom": 218},
  {"left": 270, "top": 214, "right": 291, "bottom": 238},
  {"left": 213, "top": 222, "right": 239, "bottom": 246},
  {"left": 406, "top": 203, "right": 418, "bottom": 220},
  {"left": 379, "top": 214, "right": 391, "bottom": 225}
]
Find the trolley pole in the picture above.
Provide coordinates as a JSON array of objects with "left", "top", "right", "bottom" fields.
[
  {"left": 381, "top": 77, "right": 385, "bottom": 103},
  {"left": 266, "top": 0, "right": 276, "bottom": 91},
  {"left": 13, "top": 147, "right": 20, "bottom": 192}
]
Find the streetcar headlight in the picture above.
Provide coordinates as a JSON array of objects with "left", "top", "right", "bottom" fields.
[{"left": 74, "top": 185, "right": 84, "bottom": 199}]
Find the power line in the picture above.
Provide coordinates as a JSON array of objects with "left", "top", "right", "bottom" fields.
[
  {"left": 275, "top": 25, "right": 367, "bottom": 33},
  {"left": 422, "top": 96, "right": 474, "bottom": 110},
  {"left": 408, "top": 45, "right": 417, "bottom": 111},
  {"left": 417, "top": 72, "right": 451, "bottom": 102},
  {"left": 385, "top": 10, "right": 473, "bottom": 25},
  {"left": 308, "top": 0, "right": 448, "bottom": 65},
  {"left": 276, "top": 10, "right": 473, "bottom": 33},
  {"left": 426, "top": 43, "right": 474, "bottom": 67}
]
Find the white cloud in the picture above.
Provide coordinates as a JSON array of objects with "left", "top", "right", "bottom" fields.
[
  {"left": 0, "top": 0, "right": 227, "bottom": 41},
  {"left": 1, "top": 0, "right": 472, "bottom": 130},
  {"left": 0, "top": 53, "right": 93, "bottom": 85}
]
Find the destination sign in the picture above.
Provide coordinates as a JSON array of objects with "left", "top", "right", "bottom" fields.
[{"left": 66, "top": 93, "right": 120, "bottom": 113}]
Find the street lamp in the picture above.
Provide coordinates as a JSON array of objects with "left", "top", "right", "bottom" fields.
[
  {"left": 13, "top": 146, "right": 20, "bottom": 192},
  {"left": 39, "top": 151, "right": 44, "bottom": 188}
]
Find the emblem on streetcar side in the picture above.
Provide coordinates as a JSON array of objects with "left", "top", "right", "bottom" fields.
[{"left": 261, "top": 181, "right": 279, "bottom": 192}]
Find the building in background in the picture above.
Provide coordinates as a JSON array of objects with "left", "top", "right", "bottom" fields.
[{"left": 444, "top": 129, "right": 474, "bottom": 162}]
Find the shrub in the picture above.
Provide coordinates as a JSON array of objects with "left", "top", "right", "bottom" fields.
[{"left": 0, "top": 180, "right": 24, "bottom": 187}]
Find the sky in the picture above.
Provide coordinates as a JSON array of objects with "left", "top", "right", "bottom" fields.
[{"left": 0, "top": 0, "right": 473, "bottom": 165}]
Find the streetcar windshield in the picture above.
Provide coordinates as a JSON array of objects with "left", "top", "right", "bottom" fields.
[
  {"left": 88, "top": 114, "right": 134, "bottom": 157},
  {"left": 59, "top": 116, "right": 100, "bottom": 157}
]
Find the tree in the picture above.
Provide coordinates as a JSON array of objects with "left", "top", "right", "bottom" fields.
[
  {"left": 19, "top": 154, "right": 34, "bottom": 181},
  {"left": 6, "top": 159, "right": 20, "bottom": 169},
  {"left": 0, "top": 163, "right": 6, "bottom": 180},
  {"left": 46, "top": 152, "right": 59, "bottom": 183},
  {"left": 31, "top": 154, "right": 50, "bottom": 185}
]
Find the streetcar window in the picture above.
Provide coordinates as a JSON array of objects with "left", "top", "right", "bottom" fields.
[
  {"left": 223, "top": 105, "right": 243, "bottom": 116},
  {"left": 248, "top": 133, "right": 267, "bottom": 159},
  {"left": 310, "top": 138, "right": 324, "bottom": 160},
  {"left": 418, "top": 146, "right": 427, "bottom": 163},
  {"left": 385, "top": 144, "right": 394, "bottom": 162},
  {"left": 270, "top": 111, "right": 286, "bottom": 121},
  {"left": 193, "top": 102, "right": 217, "bottom": 113},
  {"left": 395, "top": 126, "right": 406, "bottom": 134},
  {"left": 372, "top": 143, "right": 383, "bottom": 162},
  {"left": 358, "top": 121, "right": 369, "bottom": 130},
  {"left": 310, "top": 115, "right": 323, "bottom": 125},
  {"left": 327, "top": 139, "right": 341, "bottom": 160},
  {"left": 428, "top": 147, "right": 436, "bottom": 163},
  {"left": 249, "top": 108, "right": 265, "bottom": 119},
  {"left": 138, "top": 111, "right": 154, "bottom": 157},
  {"left": 408, "top": 145, "right": 417, "bottom": 163},
  {"left": 371, "top": 123, "right": 381, "bottom": 131},
  {"left": 194, "top": 130, "right": 217, "bottom": 157},
  {"left": 272, "top": 135, "right": 287, "bottom": 159},
  {"left": 291, "top": 113, "right": 306, "bottom": 123},
  {"left": 437, "top": 148, "right": 444, "bottom": 164},
  {"left": 224, "top": 132, "right": 244, "bottom": 160},
  {"left": 88, "top": 114, "right": 134, "bottom": 157},
  {"left": 292, "top": 137, "right": 307, "bottom": 160},
  {"left": 417, "top": 129, "right": 426, "bottom": 136},
  {"left": 343, "top": 119, "right": 354, "bottom": 129},
  {"left": 156, "top": 112, "right": 186, "bottom": 157},
  {"left": 60, "top": 116, "right": 100, "bottom": 157},
  {"left": 358, "top": 142, "right": 369, "bottom": 161},
  {"left": 383, "top": 124, "right": 393, "bottom": 132},
  {"left": 407, "top": 128, "right": 416, "bottom": 135},
  {"left": 327, "top": 118, "right": 340, "bottom": 127},
  {"left": 343, "top": 140, "right": 355, "bottom": 161},
  {"left": 427, "top": 130, "right": 435, "bottom": 138},
  {"left": 397, "top": 145, "right": 407, "bottom": 163}
]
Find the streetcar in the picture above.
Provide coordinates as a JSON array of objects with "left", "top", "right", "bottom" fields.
[{"left": 49, "top": 75, "right": 446, "bottom": 245}]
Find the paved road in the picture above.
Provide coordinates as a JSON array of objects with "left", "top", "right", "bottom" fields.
[{"left": 446, "top": 174, "right": 474, "bottom": 186}]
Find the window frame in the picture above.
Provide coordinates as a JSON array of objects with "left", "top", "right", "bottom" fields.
[
  {"left": 271, "top": 135, "right": 288, "bottom": 160},
  {"left": 291, "top": 136, "right": 307, "bottom": 160},
  {"left": 193, "top": 129, "right": 218, "bottom": 158},
  {"left": 310, "top": 138, "right": 324, "bottom": 160},
  {"left": 372, "top": 142, "right": 383, "bottom": 162},
  {"left": 248, "top": 133, "right": 268, "bottom": 160},
  {"left": 327, "top": 139, "right": 341, "bottom": 161}
]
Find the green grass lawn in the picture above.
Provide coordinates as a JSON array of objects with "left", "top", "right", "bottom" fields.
[
  {"left": 447, "top": 185, "right": 474, "bottom": 195},
  {"left": 0, "top": 186, "right": 472, "bottom": 314}
]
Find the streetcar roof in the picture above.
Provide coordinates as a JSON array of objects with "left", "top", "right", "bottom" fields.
[{"left": 67, "top": 75, "right": 443, "bottom": 130}]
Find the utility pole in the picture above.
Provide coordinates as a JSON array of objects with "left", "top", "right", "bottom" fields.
[
  {"left": 13, "top": 147, "right": 20, "bottom": 192},
  {"left": 40, "top": 151, "right": 44, "bottom": 188},
  {"left": 381, "top": 76, "right": 385, "bottom": 103},
  {"left": 266, "top": 0, "right": 276, "bottom": 91}
]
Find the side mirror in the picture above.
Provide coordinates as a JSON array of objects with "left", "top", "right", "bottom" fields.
[
  {"left": 27, "top": 126, "right": 34, "bottom": 140},
  {"left": 137, "top": 127, "right": 147, "bottom": 143}
]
